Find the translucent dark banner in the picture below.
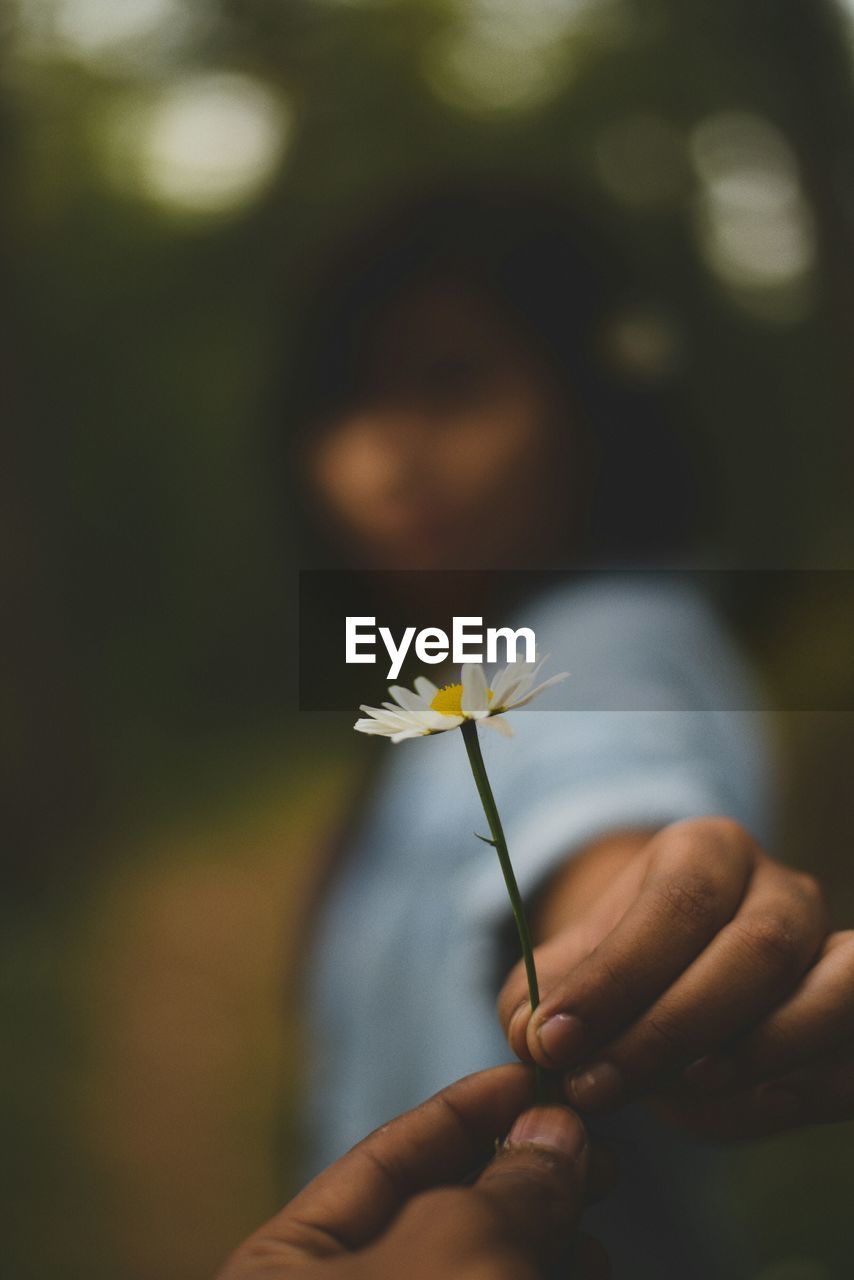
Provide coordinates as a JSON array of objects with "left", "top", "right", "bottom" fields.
[{"left": 298, "top": 569, "right": 854, "bottom": 712}]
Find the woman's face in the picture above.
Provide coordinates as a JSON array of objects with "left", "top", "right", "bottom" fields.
[{"left": 302, "top": 280, "right": 574, "bottom": 571}]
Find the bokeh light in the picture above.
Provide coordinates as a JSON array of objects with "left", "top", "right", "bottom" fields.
[
  {"left": 690, "top": 111, "right": 817, "bottom": 320},
  {"left": 15, "top": 0, "right": 197, "bottom": 70},
  {"left": 423, "top": 0, "right": 604, "bottom": 116},
  {"left": 99, "top": 73, "right": 293, "bottom": 216},
  {"left": 601, "top": 307, "right": 682, "bottom": 381}
]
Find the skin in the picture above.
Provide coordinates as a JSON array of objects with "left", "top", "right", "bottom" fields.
[
  {"left": 303, "top": 280, "right": 574, "bottom": 572},
  {"left": 305, "top": 281, "right": 854, "bottom": 1137},
  {"left": 500, "top": 820, "right": 854, "bottom": 1138},
  {"left": 216, "top": 1066, "right": 611, "bottom": 1280}
]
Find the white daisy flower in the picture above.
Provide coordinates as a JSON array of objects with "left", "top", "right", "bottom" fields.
[
  {"left": 354, "top": 654, "right": 569, "bottom": 1104},
  {"left": 354, "top": 659, "right": 568, "bottom": 743}
]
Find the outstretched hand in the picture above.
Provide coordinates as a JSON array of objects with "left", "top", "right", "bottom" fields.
[
  {"left": 500, "top": 817, "right": 854, "bottom": 1139},
  {"left": 217, "top": 1065, "right": 610, "bottom": 1280}
]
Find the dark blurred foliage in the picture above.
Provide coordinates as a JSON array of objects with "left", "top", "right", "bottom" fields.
[{"left": 3, "top": 0, "right": 854, "bottom": 1276}]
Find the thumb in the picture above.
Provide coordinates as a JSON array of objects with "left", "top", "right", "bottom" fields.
[{"left": 473, "top": 1105, "right": 589, "bottom": 1267}]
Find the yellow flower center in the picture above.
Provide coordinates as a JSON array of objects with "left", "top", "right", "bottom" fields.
[{"left": 430, "top": 683, "right": 493, "bottom": 717}]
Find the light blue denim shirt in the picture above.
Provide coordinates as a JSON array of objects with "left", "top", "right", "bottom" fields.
[{"left": 303, "top": 576, "right": 773, "bottom": 1276}]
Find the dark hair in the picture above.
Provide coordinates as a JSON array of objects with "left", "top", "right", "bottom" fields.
[{"left": 283, "top": 178, "right": 709, "bottom": 567}]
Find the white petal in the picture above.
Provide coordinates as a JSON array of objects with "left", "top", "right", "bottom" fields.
[
  {"left": 388, "top": 684, "right": 430, "bottom": 712},
  {"left": 414, "top": 676, "right": 440, "bottom": 701},
  {"left": 514, "top": 655, "right": 547, "bottom": 696},
  {"left": 482, "top": 715, "right": 513, "bottom": 737},
  {"left": 380, "top": 706, "right": 461, "bottom": 734},
  {"left": 382, "top": 701, "right": 431, "bottom": 723},
  {"left": 461, "top": 663, "right": 489, "bottom": 716},
  {"left": 513, "top": 654, "right": 549, "bottom": 694},
  {"left": 506, "top": 671, "right": 569, "bottom": 709},
  {"left": 354, "top": 717, "right": 397, "bottom": 736},
  {"left": 359, "top": 703, "right": 410, "bottom": 723},
  {"left": 421, "top": 711, "right": 464, "bottom": 732},
  {"left": 490, "top": 661, "right": 537, "bottom": 710},
  {"left": 389, "top": 726, "right": 430, "bottom": 743},
  {"left": 495, "top": 654, "right": 554, "bottom": 707},
  {"left": 490, "top": 661, "right": 529, "bottom": 706},
  {"left": 358, "top": 704, "right": 423, "bottom": 733},
  {"left": 358, "top": 702, "right": 394, "bottom": 718}
]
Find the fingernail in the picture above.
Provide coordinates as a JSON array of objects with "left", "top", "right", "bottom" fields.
[
  {"left": 565, "top": 1062, "right": 624, "bottom": 1112},
  {"left": 508, "top": 1001, "right": 531, "bottom": 1046},
  {"left": 755, "top": 1084, "right": 799, "bottom": 1121},
  {"left": 536, "top": 1013, "right": 586, "bottom": 1066},
  {"left": 506, "top": 1107, "right": 587, "bottom": 1160},
  {"left": 683, "top": 1054, "right": 737, "bottom": 1093}
]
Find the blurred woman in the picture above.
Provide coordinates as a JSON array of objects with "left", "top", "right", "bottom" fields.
[{"left": 279, "top": 183, "right": 854, "bottom": 1278}]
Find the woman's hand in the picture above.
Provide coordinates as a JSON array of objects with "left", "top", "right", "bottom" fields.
[
  {"left": 499, "top": 817, "right": 854, "bottom": 1138},
  {"left": 217, "top": 1065, "right": 610, "bottom": 1279}
]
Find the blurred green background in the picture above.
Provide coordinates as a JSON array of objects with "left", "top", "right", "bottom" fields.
[{"left": 3, "top": 0, "right": 854, "bottom": 1276}]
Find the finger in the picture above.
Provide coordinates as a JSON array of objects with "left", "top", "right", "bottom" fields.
[
  {"left": 380, "top": 1107, "right": 591, "bottom": 1280},
  {"left": 683, "top": 930, "right": 854, "bottom": 1094},
  {"left": 498, "top": 841, "right": 652, "bottom": 1058},
  {"left": 658, "top": 1038, "right": 854, "bottom": 1140},
  {"left": 462, "top": 1136, "right": 616, "bottom": 1207},
  {"left": 564, "top": 858, "right": 827, "bottom": 1111},
  {"left": 500, "top": 927, "right": 601, "bottom": 1063},
  {"left": 472, "top": 1106, "right": 590, "bottom": 1267},
  {"left": 222, "top": 1065, "right": 535, "bottom": 1271},
  {"left": 522, "top": 819, "right": 756, "bottom": 1070}
]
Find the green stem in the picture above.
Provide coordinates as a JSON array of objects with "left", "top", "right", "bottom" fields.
[{"left": 460, "top": 719, "right": 551, "bottom": 1105}]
